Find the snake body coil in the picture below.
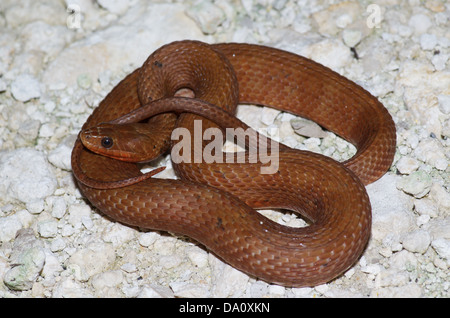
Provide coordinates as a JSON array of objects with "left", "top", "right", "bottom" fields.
[{"left": 72, "top": 41, "right": 396, "bottom": 287}]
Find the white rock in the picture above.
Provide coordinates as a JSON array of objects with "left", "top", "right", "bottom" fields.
[
  {"left": 371, "top": 283, "right": 422, "bottom": 297},
  {"left": 68, "top": 204, "right": 92, "bottom": 229},
  {"left": 396, "top": 156, "right": 419, "bottom": 174},
  {"left": 185, "top": 1, "right": 226, "bottom": 34},
  {"left": 20, "top": 21, "right": 73, "bottom": 59},
  {"left": 416, "top": 214, "right": 430, "bottom": 226},
  {"left": 4, "top": 230, "right": 46, "bottom": 291},
  {"left": 429, "top": 184, "right": 450, "bottom": 214},
  {"left": 409, "top": 13, "right": 432, "bottom": 35},
  {"left": 138, "top": 232, "right": 160, "bottom": 247},
  {"left": 401, "top": 229, "right": 431, "bottom": 254},
  {"left": 0, "top": 214, "right": 23, "bottom": 243},
  {"left": 268, "top": 284, "right": 285, "bottom": 296},
  {"left": 120, "top": 262, "right": 137, "bottom": 273},
  {"left": 419, "top": 33, "right": 437, "bottom": 50},
  {"left": 14, "top": 209, "right": 34, "bottom": 228},
  {"left": 169, "top": 282, "right": 210, "bottom": 298},
  {"left": 186, "top": 247, "right": 209, "bottom": 268},
  {"left": 389, "top": 250, "right": 418, "bottom": 272},
  {"left": 48, "top": 135, "right": 77, "bottom": 171},
  {"left": 41, "top": 249, "right": 64, "bottom": 281},
  {"left": 52, "top": 277, "right": 93, "bottom": 298},
  {"left": 26, "top": 200, "right": 45, "bottom": 214},
  {"left": 431, "top": 52, "right": 449, "bottom": 71},
  {"left": 50, "top": 196, "right": 67, "bottom": 219},
  {"left": 10, "top": 74, "right": 41, "bottom": 102},
  {"left": 302, "top": 39, "right": 352, "bottom": 70},
  {"left": 342, "top": 29, "right": 362, "bottom": 47},
  {"left": 396, "top": 170, "right": 432, "bottom": 198},
  {"left": 97, "top": 0, "right": 130, "bottom": 14},
  {"left": 431, "top": 238, "right": 450, "bottom": 260},
  {"left": 209, "top": 256, "right": 249, "bottom": 297},
  {"left": 260, "top": 107, "right": 280, "bottom": 126},
  {"left": 249, "top": 281, "right": 269, "bottom": 297},
  {"left": 50, "top": 238, "right": 66, "bottom": 252},
  {"left": 102, "top": 223, "right": 136, "bottom": 246},
  {"left": 159, "top": 255, "right": 182, "bottom": 269},
  {"left": 377, "top": 269, "right": 410, "bottom": 287},
  {"left": 67, "top": 242, "right": 116, "bottom": 280},
  {"left": 367, "top": 174, "right": 414, "bottom": 241},
  {"left": 43, "top": 3, "right": 205, "bottom": 88},
  {"left": 3, "top": 246, "right": 46, "bottom": 291},
  {"left": 91, "top": 270, "right": 124, "bottom": 291},
  {"left": 312, "top": 2, "right": 360, "bottom": 36},
  {"left": 37, "top": 219, "right": 58, "bottom": 238},
  {"left": 437, "top": 94, "right": 450, "bottom": 114},
  {"left": 138, "top": 284, "right": 174, "bottom": 298},
  {"left": 414, "top": 139, "right": 447, "bottom": 171},
  {"left": 414, "top": 198, "right": 439, "bottom": 218},
  {"left": 291, "top": 118, "right": 327, "bottom": 138},
  {"left": 4, "top": 0, "right": 66, "bottom": 28},
  {"left": 0, "top": 148, "right": 57, "bottom": 204}
]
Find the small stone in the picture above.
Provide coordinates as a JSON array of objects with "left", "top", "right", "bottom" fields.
[
  {"left": 414, "top": 139, "right": 447, "bottom": 170},
  {"left": 0, "top": 214, "right": 23, "bottom": 243},
  {"left": 10, "top": 74, "right": 41, "bottom": 102},
  {"left": 401, "top": 229, "right": 431, "bottom": 254},
  {"left": 396, "top": 170, "right": 432, "bottom": 198},
  {"left": 91, "top": 270, "right": 124, "bottom": 292},
  {"left": 50, "top": 196, "right": 67, "bottom": 219},
  {"left": 76, "top": 73, "right": 92, "bottom": 89},
  {"left": 4, "top": 230, "right": 46, "bottom": 291},
  {"left": 26, "top": 200, "right": 45, "bottom": 214},
  {"left": 414, "top": 198, "right": 439, "bottom": 218},
  {"left": 97, "top": 0, "right": 130, "bottom": 15},
  {"left": 186, "top": 247, "right": 209, "bottom": 268},
  {"left": 437, "top": 94, "right": 450, "bottom": 114},
  {"left": 409, "top": 13, "right": 432, "bottom": 35},
  {"left": 170, "top": 282, "right": 210, "bottom": 298},
  {"left": 50, "top": 238, "right": 66, "bottom": 252},
  {"left": 120, "top": 263, "right": 137, "bottom": 273},
  {"left": 396, "top": 156, "right": 419, "bottom": 174},
  {"left": 48, "top": 135, "right": 77, "bottom": 171},
  {"left": 102, "top": 223, "right": 136, "bottom": 246},
  {"left": 260, "top": 107, "right": 280, "bottom": 126},
  {"left": 0, "top": 148, "right": 57, "bottom": 204},
  {"left": 291, "top": 118, "right": 328, "bottom": 138},
  {"left": 210, "top": 256, "right": 249, "bottom": 297},
  {"left": 186, "top": 1, "right": 225, "bottom": 34},
  {"left": 37, "top": 219, "right": 58, "bottom": 238},
  {"left": 429, "top": 184, "right": 450, "bottom": 214},
  {"left": 138, "top": 232, "right": 159, "bottom": 247},
  {"left": 52, "top": 278, "right": 93, "bottom": 298},
  {"left": 419, "top": 33, "right": 437, "bottom": 50},
  {"left": 342, "top": 29, "right": 362, "bottom": 47},
  {"left": 431, "top": 238, "right": 450, "bottom": 260},
  {"left": 138, "top": 284, "right": 174, "bottom": 298},
  {"left": 416, "top": 214, "right": 430, "bottom": 226},
  {"left": 367, "top": 175, "right": 414, "bottom": 240},
  {"left": 68, "top": 204, "right": 92, "bottom": 229},
  {"left": 67, "top": 242, "right": 116, "bottom": 281}
]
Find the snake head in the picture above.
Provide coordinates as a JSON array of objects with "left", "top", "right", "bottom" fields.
[{"left": 80, "top": 123, "right": 167, "bottom": 163}]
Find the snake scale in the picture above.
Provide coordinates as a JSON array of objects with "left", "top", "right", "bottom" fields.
[{"left": 71, "top": 40, "right": 396, "bottom": 287}]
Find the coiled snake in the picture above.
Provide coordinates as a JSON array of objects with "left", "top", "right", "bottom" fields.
[{"left": 71, "top": 41, "right": 396, "bottom": 287}]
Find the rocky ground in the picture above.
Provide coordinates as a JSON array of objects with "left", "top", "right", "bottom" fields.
[{"left": 0, "top": 0, "right": 448, "bottom": 297}]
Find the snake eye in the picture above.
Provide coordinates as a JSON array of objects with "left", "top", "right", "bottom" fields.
[{"left": 101, "top": 137, "right": 113, "bottom": 148}]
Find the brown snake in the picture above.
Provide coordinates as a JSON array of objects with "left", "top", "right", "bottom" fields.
[{"left": 71, "top": 40, "right": 396, "bottom": 287}]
